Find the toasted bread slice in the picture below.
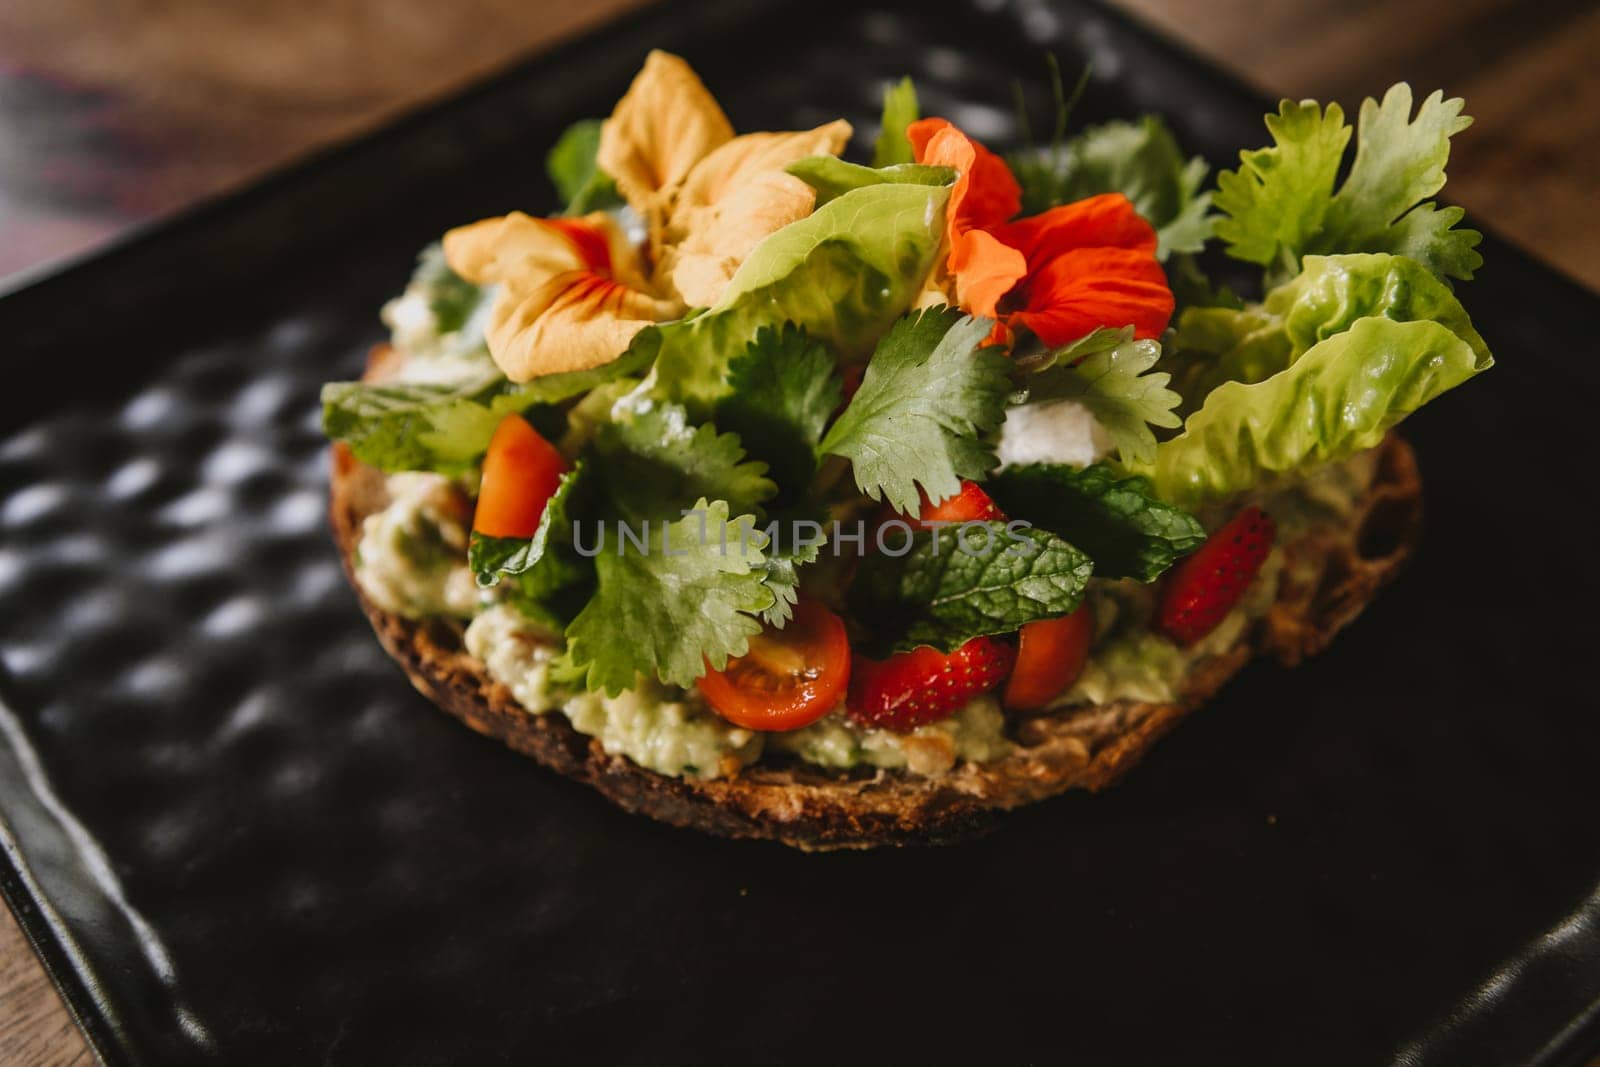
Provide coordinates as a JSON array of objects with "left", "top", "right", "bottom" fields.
[{"left": 329, "top": 424, "right": 1422, "bottom": 850}]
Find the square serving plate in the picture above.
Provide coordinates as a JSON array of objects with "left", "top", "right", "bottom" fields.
[{"left": 2, "top": 0, "right": 1598, "bottom": 1062}]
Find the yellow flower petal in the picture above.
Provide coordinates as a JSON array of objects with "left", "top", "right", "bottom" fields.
[
  {"left": 664, "top": 171, "right": 818, "bottom": 307},
  {"left": 596, "top": 50, "right": 733, "bottom": 219},
  {"left": 658, "top": 121, "right": 853, "bottom": 306},
  {"left": 672, "top": 121, "right": 852, "bottom": 218},
  {"left": 442, "top": 211, "right": 678, "bottom": 381},
  {"left": 486, "top": 271, "right": 673, "bottom": 380}
]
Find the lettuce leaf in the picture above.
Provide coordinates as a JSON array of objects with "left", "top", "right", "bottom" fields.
[
  {"left": 546, "top": 119, "right": 624, "bottom": 215},
  {"left": 1131, "top": 315, "right": 1492, "bottom": 508},
  {"left": 987, "top": 463, "right": 1205, "bottom": 581},
  {"left": 852, "top": 521, "right": 1093, "bottom": 653},
  {"left": 1167, "top": 252, "right": 1490, "bottom": 408},
  {"left": 1014, "top": 327, "right": 1182, "bottom": 466},
  {"left": 559, "top": 500, "right": 773, "bottom": 694},
  {"left": 646, "top": 180, "right": 951, "bottom": 415},
  {"left": 786, "top": 157, "right": 953, "bottom": 207},
  {"left": 819, "top": 308, "right": 1011, "bottom": 513},
  {"left": 1214, "top": 85, "right": 1481, "bottom": 283},
  {"left": 872, "top": 76, "right": 920, "bottom": 167},
  {"left": 1011, "top": 116, "right": 1214, "bottom": 258},
  {"left": 322, "top": 346, "right": 652, "bottom": 474}
]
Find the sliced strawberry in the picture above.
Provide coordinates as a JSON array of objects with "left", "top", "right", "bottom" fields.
[
  {"left": 917, "top": 480, "right": 1005, "bottom": 527},
  {"left": 1157, "top": 506, "right": 1277, "bottom": 645},
  {"left": 847, "top": 636, "right": 1017, "bottom": 732}
]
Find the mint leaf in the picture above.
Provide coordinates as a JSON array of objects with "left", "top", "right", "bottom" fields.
[
  {"left": 593, "top": 404, "right": 775, "bottom": 522},
  {"left": 872, "top": 76, "right": 920, "bottom": 167},
  {"left": 713, "top": 324, "right": 841, "bottom": 498},
  {"left": 819, "top": 308, "right": 1011, "bottom": 513},
  {"left": 546, "top": 119, "right": 624, "bottom": 215},
  {"left": 1010, "top": 116, "right": 1214, "bottom": 258},
  {"left": 1015, "top": 327, "right": 1181, "bottom": 466},
  {"left": 987, "top": 463, "right": 1204, "bottom": 581},
  {"left": 1215, "top": 86, "right": 1481, "bottom": 283},
  {"left": 468, "top": 463, "right": 595, "bottom": 626},
  {"left": 853, "top": 522, "right": 1093, "bottom": 653},
  {"left": 560, "top": 500, "right": 773, "bottom": 694}
]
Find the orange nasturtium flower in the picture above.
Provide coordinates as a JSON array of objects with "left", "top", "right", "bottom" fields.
[
  {"left": 908, "top": 117, "right": 1173, "bottom": 347},
  {"left": 442, "top": 51, "right": 851, "bottom": 382}
]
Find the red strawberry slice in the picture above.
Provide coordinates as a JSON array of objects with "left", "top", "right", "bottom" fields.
[
  {"left": 847, "top": 636, "right": 1017, "bottom": 732},
  {"left": 917, "top": 480, "right": 1005, "bottom": 527},
  {"left": 1157, "top": 505, "right": 1277, "bottom": 645}
]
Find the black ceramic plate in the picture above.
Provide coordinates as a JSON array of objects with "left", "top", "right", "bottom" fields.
[{"left": 3, "top": 1, "right": 1598, "bottom": 1062}]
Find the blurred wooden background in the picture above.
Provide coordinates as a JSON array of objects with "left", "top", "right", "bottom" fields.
[{"left": 1, "top": 0, "right": 1598, "bottom": 1060}]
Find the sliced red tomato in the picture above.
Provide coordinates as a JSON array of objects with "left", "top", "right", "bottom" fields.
[
  {"left": 472, "top": 413, "right": 570, "bottom": 538},
  {"left": 917, "top": 480, "right": 1005, "bottom": 527},
  {"left": 697, "top": 599, "right": 851, "bottom": 731},
  {"left": 1003, "top": 605, "right": 1096, "bottom": 711}
]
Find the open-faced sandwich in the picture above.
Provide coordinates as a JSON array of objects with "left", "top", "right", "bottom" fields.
[{"left": 322, "top": 52, "right": 1492, "bottom": 849}]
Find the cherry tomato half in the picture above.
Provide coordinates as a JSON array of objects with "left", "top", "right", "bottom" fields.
[
  {"left": 697, "top": 599, "right": 851, "bottom": 731},
  {"left": 472, "top": 413, "right": 569, "bottom": 539},
  {"left": 1003, "top": 604, "right": 1096, "bottom": 711}
]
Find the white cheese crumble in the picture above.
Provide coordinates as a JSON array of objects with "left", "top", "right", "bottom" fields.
[
  {"left": 995, "top": 398, "right": 1113, "bottom": 469},
  {"left": 355, "top": 473, "right": 481, "bottom": 619}
]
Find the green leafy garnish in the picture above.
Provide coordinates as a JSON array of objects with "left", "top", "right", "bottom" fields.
[
  {"left": 713, "top": 325, "right": 841, "bottom": 498},
  {"left": 592, "top": 404, "right": 774, "bottom": 522},
  {"left": 1167, "top": 252, "right": 1491, "bottom": 407},
  {"left": 987, "top": 463, "right": 1204, "bottom": 581},
  {"left": 469, "top": 463, "right": 594, "bottom": 627},
  {"left": 1014, "top": 327, "right": 1182, "bottom": 466},
  {"left": 820, "top": 308, "right": 1011, "bottom": 514},
  {"left": 1131, "top": 316, "right": 1492, "bottom": 508},
  {"left": 560, "top": 500, "right": 773, "bottom": 694},
  {"left": 546, "top": 119, "right": 625, "bottom": 215},
  {"left": 1214, "top": 85, "right": 1481, "bottom": 284},
  {"left": 412, "top": 244, "right": 487, "bottom": 335},
  {"left": 322, "top": 347, "right": 652, "bottom": 475},
  {"left": 1011, "top": 116, "right": 1214, "bottom": 259},
  {"left": 853, "top": 521, "right": 1093, "bottom": 653},
  {"left": 785, "top": 157, "right": 954, "bottom": 207},
  {"left": 646, "top": 181, "right": 951, "bottom": 414},
  {"left": 872, "top": 76, "right": 920, "bottom": 167}
]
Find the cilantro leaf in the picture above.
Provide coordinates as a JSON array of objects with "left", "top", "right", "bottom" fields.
[
  {"left": 468, "top": 462, "right": 594, "bottom": 627},
  {"left": 713, "top": 324, "right": 841, "bottom": 498},
  {"left": 322, "top": 347, "right": 651, "bottom": 474},
  {"left": 819, "top": 308, "right": 1011, "bottom": 513},
  {"left": 546, "top": 119, "right": 625, "bottom": 215},
  {"left": 593, "top": 404, "right": 775, "bottom": 522},
  {"left": 1010, "top": 116, "right": 1214, "bottom": 259},
  {"left": 872, "top": 76, "right": 920, "bottom": 167},
  {"left": 987, "top": 463, "right": 1204, "bottom": 581},
  {"left": 1215, "top": 85, "right": 1481, "bottom": 283},
  {"left": 757, "top": 529, "right": 821, "bottom": 627},
  {"left": 852, "top": 521, "right": 1093, "bottom": 653},
  {"left": 560, "top": 500, "right": 773, "bottom": 694},
  {"left": 1014, "top": 327, "right": 1181, "bottom": 466}
]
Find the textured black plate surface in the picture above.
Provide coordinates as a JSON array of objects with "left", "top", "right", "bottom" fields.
[{"left": 3, "top": 1, "right": 1598, "bottom": 1063}]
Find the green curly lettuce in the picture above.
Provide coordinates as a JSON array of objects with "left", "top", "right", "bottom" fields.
[
  {"left": 1131, "top": 315, "right": 1492, "bottom": 508},
  {"left": 1214, "top": 84, "right": 1481, "bottom": 284}
]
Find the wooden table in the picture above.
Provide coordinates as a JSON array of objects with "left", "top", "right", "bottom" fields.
[{"left": 2, "top": 1, "right": 1597, "bottom": 1060}]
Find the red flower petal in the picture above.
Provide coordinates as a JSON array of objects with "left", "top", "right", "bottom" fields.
[{"left": 1009, "top": 247, "right": 1175, "bottom": 345}]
